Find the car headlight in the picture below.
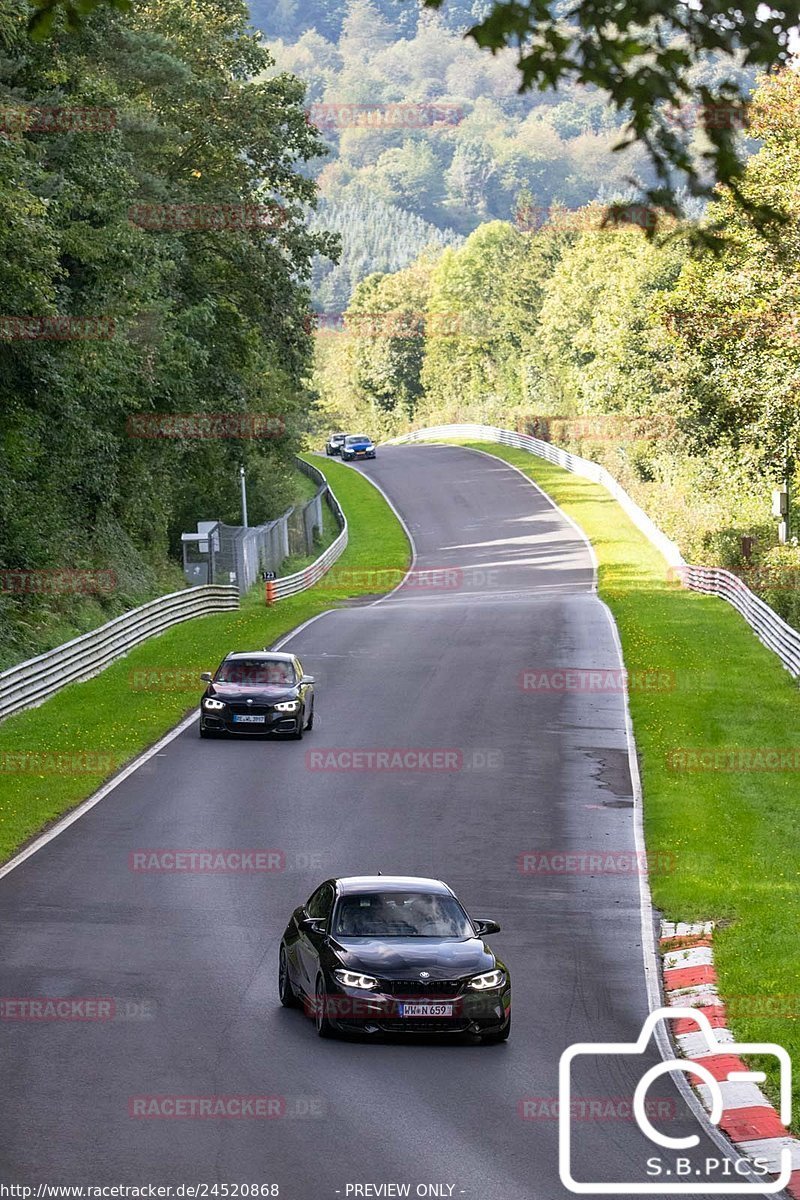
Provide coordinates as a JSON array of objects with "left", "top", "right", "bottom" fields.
[
  {"left": 203, "top": 698, "right": 225, "bottom": 711},
  {"left": 274, "top": 700, "right": 299, "bottom": 712},
  {"left": 467, "top": 969, "right": 506, "bottom": 991},
  {"left": 333, "top": 969, "right": 378, "bottom": 990}
]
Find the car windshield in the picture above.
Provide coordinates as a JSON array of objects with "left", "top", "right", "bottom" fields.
[
  {"left": 215, "top": 659, "right": 295, "bottom": 686},
  {"left": 347, "top": 436, "right": 370, "bottom": 444},
  {"left": 332, "top": 891, "right": 473, "bottom": 938}
]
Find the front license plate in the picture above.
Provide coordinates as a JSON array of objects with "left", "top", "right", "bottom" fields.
[
  {"left": 399, "top": 1003, "right": 453, "bottom": 1017},
  {"left": 233, "top": 714, "right": 266, "bottom": 724}
]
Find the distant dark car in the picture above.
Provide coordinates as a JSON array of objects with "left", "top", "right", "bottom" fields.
[
  {"left": 325, "top": 433, "right": 348, "bottom": 456},
  {"left": 279, "top": 875, "right": 511, "bottom": 1041},
  {"left": 341, "top": 434, "right": 376, "bottom": 461},
  {"left": 199, "top": 651, "right": 314, "bottom": 739}
]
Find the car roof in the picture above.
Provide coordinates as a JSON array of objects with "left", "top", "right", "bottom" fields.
[
  {"left": 224, "top": 651, "right": 296, "bottom": 663},
  {"left": 335, "top": 875, "right": 452, "bottom": 895}
]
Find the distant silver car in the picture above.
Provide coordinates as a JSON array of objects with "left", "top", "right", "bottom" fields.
[{"left": 325, "top": 432, "right": 348, "bottom": 456}]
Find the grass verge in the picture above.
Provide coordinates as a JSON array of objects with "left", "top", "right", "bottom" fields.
[
  {"left": 457, "top": 440, "right": 800, "bottom": 1124},
  {"left": 0, "top": 457, "right": 409, "bottom": 866}
]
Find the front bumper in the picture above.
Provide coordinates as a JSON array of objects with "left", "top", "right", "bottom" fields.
[
  {"left": 343, "top": 450, "right": 376, "bottom": 460},
  {"left": 200, "top": 710, "right": 302, "bottom": 736},
  {"left": 316, "top": 982, "right": 511, "bottom": 1035}
]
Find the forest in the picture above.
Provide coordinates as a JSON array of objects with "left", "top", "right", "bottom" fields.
[
  {"left": 262, "top": 0, "right": 757, "bottom": 310},
  {"left": 0, "top": 0, "right": 337, "bottom": 663},
  {"left": 314, "top": 67, "right": 800, "bottom": 629}
]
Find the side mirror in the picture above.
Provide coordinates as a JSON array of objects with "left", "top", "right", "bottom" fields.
[
  {"left": 474, "top": 919, "right": 500, "bottom": 936},
  {"left": 301, "top": 674, "right": 315, "bottom": 685},
  {"left": 302, "top": 916, "right": 326, "bottom": 934},
  {"left": 200, "top": 672, "right": 213, "bottom": 683}
]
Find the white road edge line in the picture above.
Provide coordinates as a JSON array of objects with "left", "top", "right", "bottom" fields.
[{"left": 0, "top": 709, "right": 200, "bottom": 883}]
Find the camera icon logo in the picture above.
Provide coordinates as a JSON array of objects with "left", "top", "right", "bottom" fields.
[{"left": 558, "top": 1006, "right": 792, "bottom": 1194}]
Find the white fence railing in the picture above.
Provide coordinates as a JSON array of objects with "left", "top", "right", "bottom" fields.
[
  {"left": 0, "top": 585, "right": 239, "bottom": 722},
  {"left": 1, "top": 461, "right": 351, "bottom": 723},
  {"left": 272, "top": 462, "right": 348, "bottom": 599},
  {"left": 389, "top": 423, "right": 800, "bottom": 679}
]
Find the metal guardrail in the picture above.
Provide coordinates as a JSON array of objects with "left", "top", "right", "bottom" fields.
[
  {"left": 272, "top": 459, "right": 348, "bottom": 599},
  {"left": 389, "top": 423, "right": 800, "bottom": 680},
  {"left": 0, "top": 585, "right": 239, "bottom": 722},
  {"left": 0, "top": 460, "right": 351, "bottom": 723}
]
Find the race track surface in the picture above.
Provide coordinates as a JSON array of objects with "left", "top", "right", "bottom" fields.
[{"left": 0, "top": 446, "right": 744, "bottom": 1198}]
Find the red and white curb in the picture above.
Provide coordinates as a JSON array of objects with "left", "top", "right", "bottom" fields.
[{"left": 660, "top": 919, "right": 800, "bottom": 1195}]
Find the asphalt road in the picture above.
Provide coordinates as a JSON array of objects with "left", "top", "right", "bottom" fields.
[{"left": 0, "top": 446, "right": 760, "bottom": 1197}]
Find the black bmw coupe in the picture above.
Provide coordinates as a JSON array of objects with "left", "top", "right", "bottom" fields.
[
  {"left": 278, "top": 875, "right": 511, "bottom": 1042},
  {"left": 199, "top": 651, "right": 314, "bottom": 739}
]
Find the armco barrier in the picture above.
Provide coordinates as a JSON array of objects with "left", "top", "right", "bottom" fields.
[
  {"left": 0, "top": 585, "right": 239, "bottom": 722},
  {"left": 272, "top": 461, "right": 348, "bottom": 599},
  {"left": 0, "top": 461, "right": 350, "bottom": 722},
  {"left": 389, "top": 423, "right": 800, "bottom": 679}
]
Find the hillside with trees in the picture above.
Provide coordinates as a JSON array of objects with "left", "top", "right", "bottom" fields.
[
  {"left": 0, "top": 0, "right": 335, "bottom": 664},
  {"left": 314, "top": 67, "right": 800, "bottom": 628},
  {"left": 261, "top": 0, "right": 752, "bottom": 309}
]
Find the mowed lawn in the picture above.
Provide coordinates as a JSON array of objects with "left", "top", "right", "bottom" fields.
[
  {"left": 0, "top": 456, "right": 409, "bottom": 865},
  {"left": 458, "top": 441, "right": 800, "bottom": 1124}
]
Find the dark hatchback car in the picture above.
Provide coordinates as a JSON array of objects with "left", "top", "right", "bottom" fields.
[
  {"left": 199, "top": 651, "right": 314, "bottom": 739},
  {"left": 325, "top": 432, "right": 348, "bottom": 456},
  {"left": 341, "top": 434, "right": 376, "bottom": 461},
  {"left": 279, "top": 875, "right": 511, "bottom": 1042}
]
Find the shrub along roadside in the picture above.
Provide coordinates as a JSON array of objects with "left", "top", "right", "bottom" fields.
[
  {"left": 0, "top": 457, "right": 409, "bottom": 866},
  {"left": 458, "top": 441, "right": 800, "bottom": 1127}
]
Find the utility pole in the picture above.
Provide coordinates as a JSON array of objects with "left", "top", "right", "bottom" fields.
[{"left": 239, "top": 464, "right": 249, "bottom": 528}]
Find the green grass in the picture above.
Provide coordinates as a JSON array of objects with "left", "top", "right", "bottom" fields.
[
  {"left": 457, "top": 441, "right": 800, "bottom": 1123},
  {"left": 0, "top": 456, "right": 409, "bottom": 866}
]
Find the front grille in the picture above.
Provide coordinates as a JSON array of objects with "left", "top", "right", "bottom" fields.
[
  {"left": 381, "top": 978, "right": 464, "bottom": 998},
  {"left": 228, "top": 704, "right": 271, "bottom": 716}
]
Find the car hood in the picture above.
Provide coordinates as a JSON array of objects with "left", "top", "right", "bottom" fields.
[
  {"left": 208, "top": 684, "right": 297, "bottom": 702},
  {"left": 331, "top": 936, "right": 495, "bottom": 979}
]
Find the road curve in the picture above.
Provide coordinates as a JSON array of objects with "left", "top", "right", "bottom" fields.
[{"left": 0, "top": 446, "right": 740, "bottom": 1197}]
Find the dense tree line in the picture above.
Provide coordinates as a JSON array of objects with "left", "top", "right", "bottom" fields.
[
  {"left": 309, "top": 188, "right": 461, "bottom": 313},
  {"left": 315, "top": 67, "right": 800, "bottom": 627},
  {"left": 0, "top": 0, "right": 336, "bottom": 664}
]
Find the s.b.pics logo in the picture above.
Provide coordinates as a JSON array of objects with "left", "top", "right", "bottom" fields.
[{"left": 559, "top": 1007, "right": 792, "bottom": 1193}]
